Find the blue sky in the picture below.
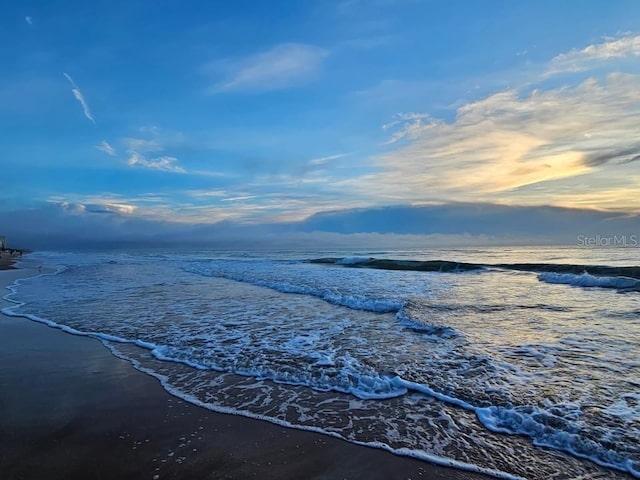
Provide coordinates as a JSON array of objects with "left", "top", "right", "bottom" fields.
[{"left": 2, "top": 1, "right": 640, "bottom": 245}]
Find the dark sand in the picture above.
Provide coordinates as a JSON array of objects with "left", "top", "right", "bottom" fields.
[
  {"left": 0, "top": 252, "right": 17, "bottom": 270},
  {"left": 0, "top": 268, "right": 492, "bottom": 480}
]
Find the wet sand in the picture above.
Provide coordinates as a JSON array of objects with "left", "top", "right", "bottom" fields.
[{"left": 0, "top": 267, "right": 492, "bottom": 480}]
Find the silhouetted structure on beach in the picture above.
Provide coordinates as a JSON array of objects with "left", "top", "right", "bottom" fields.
[{"left": 0, "top": 236, "right": 25, "bottom": 256}]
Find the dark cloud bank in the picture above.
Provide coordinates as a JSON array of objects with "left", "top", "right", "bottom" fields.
[{"left": 1, "top": 203, "right": 639, "bottom": 251}]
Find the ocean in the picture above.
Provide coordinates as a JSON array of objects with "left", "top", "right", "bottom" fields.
[{"left": 3, "top": 246, "right": 639, "bottom": 479}]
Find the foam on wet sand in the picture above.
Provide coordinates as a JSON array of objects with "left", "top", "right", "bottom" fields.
[{"left": 0, "top": 266, "right": 491, "bottom": 480}]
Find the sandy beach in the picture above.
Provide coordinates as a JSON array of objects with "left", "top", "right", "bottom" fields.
[{"left": 0, "top": 266, "right": 491, "bottom": 480}]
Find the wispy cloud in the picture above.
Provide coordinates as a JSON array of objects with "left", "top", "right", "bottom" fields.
[
  {"left": 127, "top": 152, "right": 185, "bottom": 173},
  {"left": 547, "top": 34, "right": 640, "bottom": 75},
  {"left": 25, "top": 16, "right": 33, "bottom": 26},
  {"left": 123, "top": 136, "right": 163, "bottom": 153},
  {"left": 308, "top": 153, "right": 350, "bottom": 166},
  {"left": 208, "top": 43, "right": 328, "bottom": 93},
  {"left": 63, "top": 73, "right": 95, "bottom": 124},
  {"left": 382, "top": 112, "right": 433, "bottom": 131},
  {"left": 220, "top": 195, "right": 258, "bottom": 202},
  {"left": 44, "top": 189, "right": 349, "bottom": 225},
  {"left": 52, "top": 197, "right": 136, "bottom": 216},
  {"left": 185, "top": 189, "right": 229, "bottom": 198},
  {"left": 114, "top": 128, "right": 227, "bottom": 177},
  {"left": 96, "top": 141, "right": 116, "bottom": 156},
  {"left": 121, "top": 128, "right": 186, "bottom": 173},
  {"left": 381, "top": 112, "right": 440, "bottom": 144}
]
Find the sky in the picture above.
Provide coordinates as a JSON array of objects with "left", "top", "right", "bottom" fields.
[{"left": 2, "top": 0, "right": 640, "bottom": 247}]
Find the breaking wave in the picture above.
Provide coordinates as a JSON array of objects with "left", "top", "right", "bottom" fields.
[
  {"left": 312, "top": 257, "right": 640, "bottom": 290},
  {"left": 538, "top": 272, "right": 640, "bottom": 290}
]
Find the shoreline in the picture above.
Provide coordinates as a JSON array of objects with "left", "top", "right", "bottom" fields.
[{"left": 0, "top": 266, "right": 491, "bottom": 480}]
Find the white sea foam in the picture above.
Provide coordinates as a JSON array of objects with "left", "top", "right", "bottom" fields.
[
  {"left": 603, "top": 394, "right": 640, "bottom": 420},
  {"left": 150, "top": 343, "right": 409, "bottom": 399},
  {"left": 395, "top": 306, "right": 458, "bottom": 338},
  {"left": 509, "top": 345, "right": 556, "bottom": 367},
  {"left": 102, "top": 341, "right": 523, "bottom": 480},
  {"left": 538, "top": 272, "right": 640, "bottom": 289},
  {"left": 185, "top": 261, "right": 408, "bottom": 313},
  {"left": 477, "top": 405, "right": 640, "bottom": 477}
]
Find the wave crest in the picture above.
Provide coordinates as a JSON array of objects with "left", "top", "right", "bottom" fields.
[{"left": 538, "top": 272, "right": 640, "bottom": 290}]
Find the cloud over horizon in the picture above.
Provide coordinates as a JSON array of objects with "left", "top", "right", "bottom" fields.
[{"left": 3, "top": 201, "right": 639, "bottom": 251}]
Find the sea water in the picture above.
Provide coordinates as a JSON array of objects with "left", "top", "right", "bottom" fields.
[{"left": 3, "top": 247, "right": 639, "bottom": 479}]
